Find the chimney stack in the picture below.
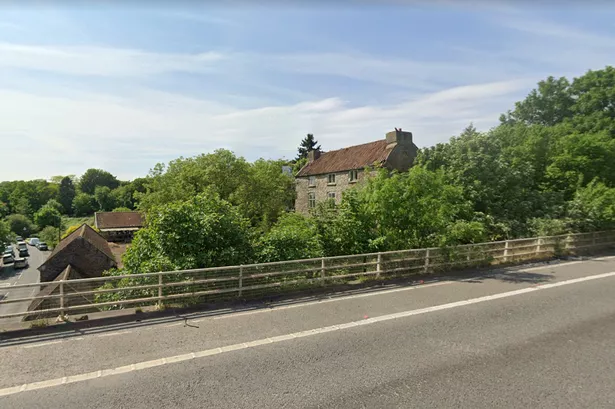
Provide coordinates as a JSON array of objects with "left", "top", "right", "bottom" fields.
[
  {"left": 307, "top": 149, "right": 321, "bottom": 163},
  {"left": 386, "top": 128, "right": 413, "bottom": 148}
]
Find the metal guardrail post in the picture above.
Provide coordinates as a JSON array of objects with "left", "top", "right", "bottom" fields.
[
  {"left": 376, "top": 253, "right": 382, "bottom": 278},
  {"left": 321, "top": 257, "right": 326, "bottom": 285},
  {"left": 157, "top": 273, "right": 163, "bottom": 308},
  {"left": 424, "top": 249, "right": 430, "bottom": 273},
  {"left": 59, "top": 280, "right": 65, "bottom": 319},
  {"left": 504, "top": 240, "right": 510, "bottom": 263},
  {"left": 238, "top": 265, "right": 243, "bottom": 297}
]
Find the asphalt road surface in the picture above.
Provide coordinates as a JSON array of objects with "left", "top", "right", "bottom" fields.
[
  {"left": 0, "top": 244, "right": 47, "bottom": 325},
  {"left": 1, "top": 256, "right": 615, "bottom": 408}
]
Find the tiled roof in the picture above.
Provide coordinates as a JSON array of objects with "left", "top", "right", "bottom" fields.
[
  {"left": 45, "top": 224, "right": 115, "bottom": 265},
  {"left": 296, "top": 140, "right": 391, "bottom": 177},
  {"left": 26, "top": 264, "right": 84, "bottom": 313},
  {"left": 95, "top": 212, "right": 144, "bottom": 230}
]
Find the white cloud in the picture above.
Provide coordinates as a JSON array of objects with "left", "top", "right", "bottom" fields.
[
  {"left": 0, "top": 79, "right": 529, "bottom": 181},
  {"left": 0, "top": 43, "right": 225, "bottom": 77}
]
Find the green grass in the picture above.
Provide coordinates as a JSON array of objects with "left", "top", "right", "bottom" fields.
[{"left": 63, "top": 215, "right": 95, "bottom": 228}]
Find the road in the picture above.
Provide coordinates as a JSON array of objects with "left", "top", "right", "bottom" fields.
[
  {"left": 0, "top": 245, "right": 47, "bottom": 325},
  {"left": 1, "top": 256, "right": 615, "bottom": 408}
]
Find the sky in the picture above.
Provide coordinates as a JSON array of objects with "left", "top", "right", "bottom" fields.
[{"left": 0, "top": 1, "right": 614, "bottom": 182}]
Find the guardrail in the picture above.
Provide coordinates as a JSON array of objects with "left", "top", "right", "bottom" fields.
[{"left": 1, "top": 230, "right": 614, "bottom": 321}]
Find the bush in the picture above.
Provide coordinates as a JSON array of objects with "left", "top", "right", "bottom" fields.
[
  {"left": 34, "top": 203, "right": 61, "bottom": 230},
  {"left": 257, "top": 212, "right": 323, "bottom": 262},
  {"left": 112, "top": 207, "right": 132, "bottom": 212},
  {"left": 39, "top": 226, "right": 60, "bottom": 248}
]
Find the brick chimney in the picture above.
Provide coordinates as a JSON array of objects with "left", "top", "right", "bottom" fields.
[
  {"left": 307, "top": 149, "right": 321, "bottom": 163},
  {"left": 386, "top": 128, "right": 413, "bottom": 149}
]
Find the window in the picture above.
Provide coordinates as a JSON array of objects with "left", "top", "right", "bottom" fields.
[
  {"left": 327, "top": 192, "right": 336, "bottom": 200},
  {"left": 327, "top": 173, "right": 336, "bottom": 184},
  {"left": 308, "top": 192, "right": 316, "bottom": 208},
  {"left": 308, "top": 176, "right": 316, "bottom": 187},
  {"left": 349, "top": 169, "right": 358, "bottom": 182}
]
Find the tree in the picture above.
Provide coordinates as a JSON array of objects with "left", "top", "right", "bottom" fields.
[
  {"left": 34, "top": 203, "right": 61, "bottom": 230},
  {"left": 500, "top": 76, "right": 573, "bottom": 126},
  {"left": 256, "top": 212, "right": 323, "bottom": 262},
  {"left": 296, "top": 133, "right": 321, "bottom": 161},
  {"left": 112, "top": 207, "right": 132, "bottom": 212},
  {"left": 567, "top": 180, "right": 615, "bottom": 232},
  {"left": 233, "top": 159, "right": 296, "bottom": 230},
  {"left": 122, "top": 192, "right": 252, "bottom": 274},
  {"left": 72, "top": 193, "right": 96, "bottom": 216},
  {"left": 94, "top": 186, "right": 117, "bottom": 211},
  {"left": 58, "top": 176, "right": 76, "bottom": 214},
  {"left": 78, "top": 168, "right": 120, "bottom": 195},
  {"left": 39, "top": 226, "right": 60, "bottom": 249},
  {"left": 0, "top": 220, "right": 11, "bottom": 247},
  {"left": 5, "top": 214, "right": 36, "bottom": 237}
]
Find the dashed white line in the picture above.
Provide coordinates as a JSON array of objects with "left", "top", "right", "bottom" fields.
[{"left": 2, "top": 270, "right": 614, "bottom": 398}]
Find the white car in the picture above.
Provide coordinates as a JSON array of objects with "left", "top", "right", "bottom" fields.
[{"left": 28, "top": 238, "right": 40, "bottom": 247}]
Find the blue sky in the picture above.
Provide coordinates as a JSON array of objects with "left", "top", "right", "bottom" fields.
[{"left": 1, "top": 2, "right": 614, "bottom": 181}]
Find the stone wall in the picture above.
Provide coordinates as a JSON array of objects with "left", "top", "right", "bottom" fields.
[{"left": 295, "top": 169, "right": 370, "bottom": 214}]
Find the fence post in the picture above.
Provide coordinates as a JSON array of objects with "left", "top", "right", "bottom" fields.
[
  {"left": 376, "top": 252, "right": 382, "bottom": 279},
  {"left": 592, "top": 231, "right": 597, "bottom": 248},
  {"left": 565, "top": 234, "right": 572, "bottom": 254},
  {"left": 424, "top": 249, "right": 430, "bottom": 273},
  {"left": 157, "top": 273, "right": 163, "bottom": 308},
  {"left": 238, "top": 265, "right": 243, "bottom": 297},
  {"left": 59, "top": 280, "right": 65, "bottom": 320},
  {"left": 504, "top": 240, "right": 510, "bottom": 263},
  {"left": 321, "top": 257, "right": 326, "bottom": 285},
  {"left": 536, "top": 238, "right": 542, "bottom": 255}
]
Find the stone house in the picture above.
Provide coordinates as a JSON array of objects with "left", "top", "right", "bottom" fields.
[
  {"left": 94, "top": 211, "right": 144, "bottom": 242},
  {"left": 25, "top": 224, "right": 118, "bottom": 320},
  {"left": 295, "top": 129, "right": 418, "bottom": 213}
]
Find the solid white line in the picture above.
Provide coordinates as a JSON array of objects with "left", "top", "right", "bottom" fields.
[
  {"left": 1, "top": 270, "right": 614, "bottom": 398},
  {"left": 95, "top": 331, "right": 131, "bottom": 338}
]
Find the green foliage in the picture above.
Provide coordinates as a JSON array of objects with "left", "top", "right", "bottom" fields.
[
  {"left": 256, "top": 212, "right": 323, "bottom": 262},
  {"left": 72, "top": 193, "right": 96, "bottom": 216},
  {"left": 79, "top": 168, "right": 120, "bottom": 195},
  {"left": 567, "top": 180, "right": 615, "bottom": 232},
  {"left": 94, "top": 186, "right": 117, "bottom": 211},
  {"left": 39, "top": 226, "right": 60, "bottom": 248},
  {"left": 123, "top": 192, "right": 252, "bottom": 274},
  {"left": 112, "top": 207, "right": 132, "bottom": 212},
  {"left": 62, "top": 224, "right": 99, "bottom": 239},
  {"left": 34, "top": 202, "right": 61, "bottom": 230},
  {"left": 296, "top": 133, "right": 321, "bottom": 160},
  {"left": 5, "top": 214, "right": 36, "bottom": 237},
  {"left": 58, "top": 176, "right": 76, "bottom": 214},
  {"left": 137, "top": 150, "right": 295, "bottom": 231},
  {"left": 0, "top": 220, "right": 11, "bottom": 247}
]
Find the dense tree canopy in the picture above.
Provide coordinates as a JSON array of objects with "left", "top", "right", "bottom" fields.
[
  {"left": 296, "top": 133, "right": 321, "bottom": 160},
  {"left": 79, "top": 168, "right": 120, "bottom": 195}
]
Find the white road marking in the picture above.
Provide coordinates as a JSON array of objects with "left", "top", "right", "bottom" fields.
[
  {"left": 2, "top": 270, "right": 614, "bottom": 398},
  {"left": 95, "top": 331, "right": 131, "bottom": 338},
  {"left": 23, "top": 340, "right": 63, "bottom": 349},
  {"left": 0, "top": 283, "right": 10, "bottom": 288}
]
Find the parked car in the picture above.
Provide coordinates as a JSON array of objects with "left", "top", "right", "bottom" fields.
[
  {"left": 3, "top": 246, "right": 13, "bottom": 256},
  {"left": 28, "top": 238, "right": 40, "bottom": 247},
  {"left": 2, "top": 253, "right": 14, "bottom": 265},
  {"left": 37, "top": 242, "right": 48, "bottom": 251},
  {"left": 14, "top": 257, "right": 28, "bottom": 269},
  {"left": 15, "top": 236, "right": 23, "bottom": 242},
  {"left": 17, "top": 241, "right": 29, "bottom": 257}
]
